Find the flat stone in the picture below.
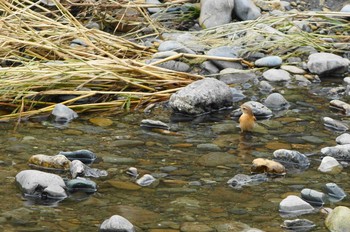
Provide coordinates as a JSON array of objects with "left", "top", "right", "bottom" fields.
[
  {"left": 281, "top": 65, "right": 306, "bottom": 74},
  {"left": 255, "top": 56, "right": 282, "bottom": 67},
  {"left": 263, "top": 69, "right": 291, "bottom": 82},
  {"left": 108, "top": 180, "right": 142, "bottom": 190},
  {"left": 197, "top": 152, "right": 237, "bottom": 167},
  {"left": 180, "top": 222, "right": 214, "bottom": 232}
]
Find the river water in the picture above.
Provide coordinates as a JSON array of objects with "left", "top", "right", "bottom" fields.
[{"left": 0, "top": 79, "right": 349, "bottom": 231}]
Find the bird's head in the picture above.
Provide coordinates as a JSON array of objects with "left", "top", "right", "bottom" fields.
[{"left": 240, "top": 104, "right": 254, "bottom": 115}]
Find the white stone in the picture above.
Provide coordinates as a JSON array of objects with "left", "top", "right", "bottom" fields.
[
  {"left": 279, "top": 195, "right": 314, "bottom": 215},
  {"left": 318, "top": 156, "right": 343, "bottom": 174}
]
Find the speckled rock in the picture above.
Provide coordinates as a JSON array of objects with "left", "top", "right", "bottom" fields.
[
  {"left": 321, "top": 144, "right": 350, "bottom": 161},
  {"left": 253, "top": 0, "right": 282, "bottom": 11},
  {"left": 273, "top": 149, "right": 310, "bottom": 170},
  {"left": 325, "top": 206, "right": 350, "bottom": 232},
  {"left": 307, "top": 53, "right": 349, "bottom": 77},
  {"left": 99, "top": 215, "right": 135, "bottom": 232},
  {"left": 169, "top": 78, "right": 234, "bottom": 115},
  {"left": 199, "top": 0, "right": 234, "bottom": 28},
  {"left": 263, "top": 93, "right": 290, "bottom": 110},
  {"left": 282, "top": 219, "right": 315, "bottom": 231},
  {"left": 263, "top": 69, "right": 291, "bottom": 82}
]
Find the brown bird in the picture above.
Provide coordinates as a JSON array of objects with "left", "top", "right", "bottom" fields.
[{"left": 239, "top": 104, "right": 256, "bottom": 132}]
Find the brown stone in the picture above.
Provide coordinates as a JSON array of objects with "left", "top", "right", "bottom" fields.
[{"left": 251, "top": 158, "right": 286, "bottom": 174}]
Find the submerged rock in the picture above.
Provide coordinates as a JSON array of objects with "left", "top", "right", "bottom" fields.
[
  {"left": 99, "top": 215, "right": 135, "bottom": 232},
  {"left": 273, "top": 149, "right": 310, "bottom": 170},
  {"left": 126, "top": 167, "right": 139, "bottom": 178},
  {"left": 321, "top": 144, "right": 350, "bottom": 161},
  {"left": 169, "top": 78, "right": 234, "bottom": 115},
  {"left": 323, "top": 117, "right": 349, "bottom": 132},
  {"left": 281, "top": 219, "right": 315, "bottom": 232},
  {"left": 227, "top": 173, "right": 268, "bottom": 189},
  {"left": 279, "top": 195, "right": 314, "bottom": 217},
  {"left": 59, "top": 149, "right": 97, "bottom": 165},
  {"left": 324, "top": 183, "right": 347, "bottom": 201},
  {"left": 301, "top": 188, "right": 327, "bottom": 206},
  {"left": 140, "top": 119, "right": 169, "bottom": 130},
  {"left": 28, "top": 154, "right": 71, "bottom": 171},
  {"left": 199, "top": 0, "right": 234, "bottom": 28},
  {"left": 318, "top": 156, "right": 343, "bottom": 174},
  {"left": 251, "top": 158, "right": 286, "bottom": 175},
  {"left": 307, "top": 53, "right": 349, "bottom": 77},
  {"left": 16, "top": 170, "right": 67, "bottom": 199},
  {"left": 136, "top": 174, "right": 157, "bottom": 187},
  {"left": 325, "top": 206, "right": 350, "bottom": 232}
]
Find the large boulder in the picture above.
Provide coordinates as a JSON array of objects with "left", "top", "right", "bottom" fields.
[
  {"left": 234, "top": 0, "right": 261, "bottom": 21},
  {"left": 15, "top": 170, "right": 67, "bottom": 199},
  {"left": 307, "top": 53, "right": 349, "bottom": 77},
  {"left": 325, "top": 206, "right": 350, "bottom": 232},
  {"left": 169, "top": 78, "right": 233, "bottom": 115},
  {"left": 199, "top": 0, "right": 235, "bottom": 28},
  {"left": 99, "top": 215, "right": 135, "bottom": 232}
]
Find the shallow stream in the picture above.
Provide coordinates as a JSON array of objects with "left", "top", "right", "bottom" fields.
[{"left": 1, "top": 78, "right": 350, "bottom": 231}]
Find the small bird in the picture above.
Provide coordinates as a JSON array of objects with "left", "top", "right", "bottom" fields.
[{"left": 239, "top": 104, "right": 256, "bottom": 132}]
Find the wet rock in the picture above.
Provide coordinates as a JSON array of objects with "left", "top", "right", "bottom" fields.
[
  {"left": 99, "top": 215, "right": 135, "bottom": 232},
  {"left": 336, "top": 133, "right": 350, "bottom": 145},
  {"left": 126, "top": 167, "right": 139, "bottom": 178},
  {"left": 325, "top": 206, "right": 350, "bottom": 232},
  {"left": 259, "top": 80, "right": 274, "bottom": 93},
  {"left": 66, "top": 177, "right": 97, "bottom": 193},
  {"left": 301, "top": 188, "right": 327, "bottom": 206},
  {"left": 330, "top": 99, "right": 350, "bottom": 116},
  {"left": 197, "top": 152, "right": 237, "bottom": 167},
  {"left": 227, "top": 173, "right": 268, "bottom": 189},
  {"left": 255, "top": 56, "right": 282, "bottom": 67},
  {"left": 51, "top": 103, "right": 78, "bottom": 123},
  {"left": 273, "top": 149, "right": 310, "bottom": 170},
  {"left": 28, "top": 154, "right": 71, "bottom": 171},
  {"left": 169, "top": 78, "right": 233, "bottom": 115},
  {"left": 279, "top": 195, "right": 314, "bottom": 217},
  {"left": 307, "top": 53, "right": 349, "bottom": 77},
  {"left": 199, "top": 0, "right": 234, "bottom": 28},
  {"left": 281, "top": 219, "right": 315, "bottom": 232},
  {"left": 70, "top": 160, "right": 108, "bottom": 178},
  {"left": 16, "top": 170, "right": 67, "bottom": 199},
  {"left": 264, "top": 93, "right": 290, "bottom": 111},
  {"left": 207, "top": 46, "right": 242, "bottom": 70},
  {"left": 108, "top": 180, "right": 141, "bottom": 191},
  {"left": 59, "top": 149, "right": 97, "bottom": 165},
  {"left": 103, "top": 156, "right": 138, "bottom": 165},
  {"left": 231, "top": 101, "right": 273, "bottom": 119},
  {"left": 318, "top": 156, "right": 343, "bottom": 174},
  {"left": 295, "top": 75, "right": 312, "bottom": 86},
  {"left": 89, "top": 117, "right": 113, "bottom": 127},
  {"left": 281, "top": 65, "right": 306, "bottom": 74},
  {"left": 263, "top": 69, "right": 291, "bottom": 82},
  {"left": 158, "top": 40, "right": 195, "bottom": 54},
  {"left": 197, "top": 143, "right": 221, "bottom": 151},
  {"left": 251, "top": 158, "right": 286, "bottom": 175},
  {"left": 323, "top": 117, "right": 349, "bottom": 132},
  {"left": 219, "top": 69, "right": 257, "bottom": 84},
  {"left": 321, "top": 144, "right": 350, "bottom": 161},
  {"left": 324, "top": 183, "right": 347, "bottom": 201},
  {"left": 136, "top": 174, "right": 157, "bottom": 187},
  {"left": 140, "top": 119, "right": 169, "bottom": 130},
  {"left": 234, "top": 0, "right": 261, "bottom": 21}
]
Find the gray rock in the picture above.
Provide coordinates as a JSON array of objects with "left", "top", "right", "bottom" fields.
[
  {"left": 255, "top": 56, "right": 282, "bottom": 67},
  {"left": 301, "top": 188, "right": 327, "bottom": 206},
  {"left": 295, "top": 75, "right": 312, "bottom": 86},
  {"left": 59, "top": 149, "right": 96, "bottom": 165},
  {"left": 136, "top": 174, "right": 157, "bottom": 187},
  {"left": 231, "top": 88, "right": 246, "bottom": 102},
  {"left": 219, "top": 69, "right": 257, "bottom": 84},
  {"left": 146, "top": 0, "right": 161, "bottom": 13},
  {"left": 258, "top": 80, "right": 274, "bottom": 93},
  {"left": 207, "top": 46, "right": 242, "bottom": 70},
  {"left": 158, "top": 40, "right": 195, "bottom": 54},
  {"left": 66, "top": 177, "right": 97, "bottom": 193},
  {"left": 273, "top": 149, "right": 310, "bottom": 170},
  {"left": 197, "top": 143, "right": 221, "bottom": 151},
  {"left": 227, "top": 173, "right": 268, "bottom": 189},
  {"left": 264, "top": 93, "right": 289, "bottom": 110},
  {"left": 336, "top": 133, "right": 350, "bottom": 145},
  {"left": 152, "top": 51, "right": 178, "bottom": 59},
  {"left": 232, "top": 101, "right": 273, "bottom": 119},
  {"left": 282, "top": 219, "right": 315, "bottom": 232},
  {"left": 51, "top": 103, "right": 78, "bottom": 122},
  {"left": 234, "top": 0, "right": 261, "bottom": 21},
  {"left": 201, "top": 61, "right": 220, "bottom": 74},
  {"left": 169, "top": 78, "right": 233, "bottom": 115},
  {"left": 70, "top": 160, "right": 85, "bottom": 178},
  {"left": 279, "top": 195, "right": 314, "bottom": 216},
  {"left": 15, "top": 170, "right": 67, "bottom": 199},
  {"left": 148, "top": 59, "right": 190, "bottom": 72},
  {"left": 281, "top": 65, "right": 306, "bottom": 74},
  {"left": 321, "top": 144, "right": 350, "bottom": 161},
  {"left": 197, "top": 152, "right": 237, "bottom": 167},
  {"left": 318, "top": 156, "right": 343, "bottom": 174},
  {"left": 324, "top": 183, "right": 346, "bottom": 201},
  {"left": 330, "top": 99, "right": 350, "bottom": 116},
  {"left": 307, "top": 53, "right": 349, "bottom": 77},
  {"left": 199, "top": 0, "right": 234, "bottom": 28},
  {"left": 99, "top": 215, "right": 135, "bottom": 232},
  {"left": 323, "top": 117, "right": 349, "bottom": 132},
  {"left": 340, "top": 4, "right": 350, "bottom": 12},
  {"left": 140, "top": 119, "right": 169, "bottom": 130},
  {"left": 263, "top": 69, "right": 291, "bottom": 82},
  {"left": 325, "top": 206, "right": 350, "bottom": 232}
]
